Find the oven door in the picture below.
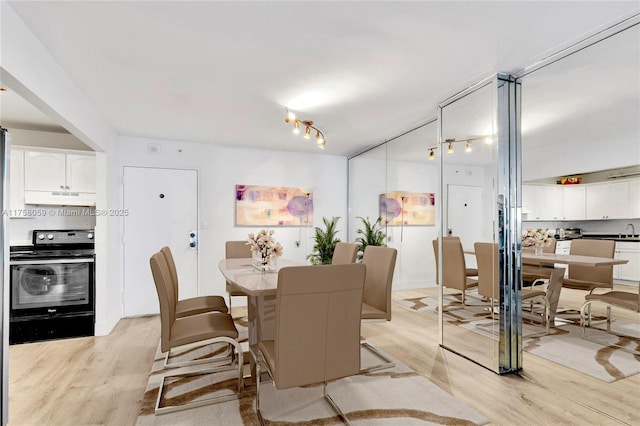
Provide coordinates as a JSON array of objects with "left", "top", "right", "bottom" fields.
[{"left": 10, "top": 258, "right": 94, "bottom": 316}]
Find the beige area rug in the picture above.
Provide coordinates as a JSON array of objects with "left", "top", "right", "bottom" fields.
[
  {"left": 395, "top": 296, "right": 640, "bottom": 382},
  {"left": 137, "top": 318, "right": 489, "bottom": 425}
]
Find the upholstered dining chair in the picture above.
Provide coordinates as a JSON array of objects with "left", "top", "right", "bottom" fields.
[
  {"left": 251, "top": 263, "right": 366, "bottom": 425},
  {"left": 331, "top": 241, "right": 358, "bottom": 264},
  {"left": 432, "top": 238, "right": 478, "bottom": 309},
  {"left": 225, "top": 240, "right": 252, "bottom": 314},
  {"left": 160, "top": 246, "right": 228, "bottom": 317},
  {"left": 150, "top": 252, "right": 243, "bottom": 415},
  {"left": 580, "top": 285, "right": 639, "bottom": 355},
  {"left": 475, "top": 242, "right": 550, "bottom": 335},
  {"left": 359, "top": 245, "right": 397, "bottom": 373},
  {"left": 442, "top": 236, "right": 478, "bottom": 277},
  {"left": 563, "top": 239, "right": 616, "bottom": 292},
  {"left": 522, "top": 239, "right": 557, "bottom": 286}
]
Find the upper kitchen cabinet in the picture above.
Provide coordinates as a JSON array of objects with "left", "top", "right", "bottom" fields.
[
  {"left": 9, "top": 149, "right": 26, "bottom": 215},
  {"left": 585, "top": 180, "right": 631, "bottom": 220},
  {"left": 562, "top": 185, "right": 586, "bottom": 220},
  {"left": 23, "top": 149, "right": 96, "bottom": 206},
  {"left": 631, "top": 179, "right": 640, "bottom": 219},
  {"left": 522, "top": 184, "right": 564, "bottom": 220}
]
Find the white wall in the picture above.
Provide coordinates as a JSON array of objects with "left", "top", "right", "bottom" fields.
[
  {"left": 119, "top": 136, "right": 348, "bottom": 307},
  {"left": 2, "top": 2, "right": 121, "bottom": 335}
]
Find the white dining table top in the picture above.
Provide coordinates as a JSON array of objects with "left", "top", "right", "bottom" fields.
[
  {"left": 218, "top": 257, "right": 301, "bottom": 296},
  {"left": 463, "top": 249, "right": 628, "bottom": 267},
  {"left": 520, "top": 252, "right": 627, "bottom": 267}
]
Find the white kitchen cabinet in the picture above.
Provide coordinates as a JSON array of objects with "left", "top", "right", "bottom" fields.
[
  {"left": 562, "top": 186, "right": 586, "bottom": 220},
  {"left": 586, "top": 181, "right": 630, "bottom": 219},
  {"left": 23, "top": 149, "right": 96, "bottom": 206},
  {"left": 614, "top": 241, "right": 640, "bottom": 283},
  {"left": 522, "top": 184, "right": 563, "bottom": 220},
  {"left": 630, "top": 179, "right": 640, "bottom": 218},
  {"left": 9, "top": 149, "right": 27, "bottom": 216}
]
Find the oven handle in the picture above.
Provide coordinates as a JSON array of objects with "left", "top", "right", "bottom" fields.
[{"left": 9, "top": 258, "right": 94, "bottom": 265}]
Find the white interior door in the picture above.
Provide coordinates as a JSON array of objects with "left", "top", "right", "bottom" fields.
[
  {"left": 446, "top": 185, "right": 483, "bottom": 251},
  {"left": 123, "top": 167, "right": 198, "bottom": 317}
]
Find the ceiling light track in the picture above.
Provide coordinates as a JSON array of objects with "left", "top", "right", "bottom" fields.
[
  {"left": 285, "top": 108, "right": 326, "bottom": 149},
  {"left": 427, "top": 136, "right": 492, "bottom": 160}
]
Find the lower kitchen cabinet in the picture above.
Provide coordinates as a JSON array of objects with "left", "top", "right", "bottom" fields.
[{"left": 614, "top": 242, "right": 640, "bottom": 283}]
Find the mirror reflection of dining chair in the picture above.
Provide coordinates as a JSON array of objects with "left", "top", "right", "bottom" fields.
[
  {"left": 331, "top": 242, "right": 358, "bottom": 264},
  {"left": 475, "top": 242, "right": 550, "bottom": 335},
  {"left": 225, "top": 240, "right": 252, "bottom": 317},
  {"left": 563, "top": 239, "right": 615, "bottom": 293},
  {"left": 579, "top": 286, "right": 640, "bottom": 355},
  {"left": 251, "top": 263, "right": 366, "bottom": 425},
  {"left": 359, "top": 245, "right": 397, "bottom": 373},
  {"left": 150, "top": 252, "right": 243, "bottom": 415},
  {"left": 432, "top": 238, "right": 478, "bottom": 310},
  {"left": 522, "top": 239, "right": 557, "bottom": 287},
  {"left": 160, "top": 246, "right": 228, "bottom": 318}
]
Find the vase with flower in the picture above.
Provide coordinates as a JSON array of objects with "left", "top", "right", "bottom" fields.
[
  {"left": 522, "top": 228, "right": 554, "bottom": 256},
  {"left": 247, "top": 229, "right": 283, "bottom": 272}
]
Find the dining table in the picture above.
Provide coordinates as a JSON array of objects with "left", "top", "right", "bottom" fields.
[
  {"left": 464, "top": 248, "right": 628, "bottom": 322},
  {"left": 520, "top": 252, "right": 628, "bottom": 322},
  {"left": 218, "top": 257, "right": 301, "bottom": 382}
]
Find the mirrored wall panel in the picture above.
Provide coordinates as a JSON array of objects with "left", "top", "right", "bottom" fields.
[{"left": 438, "top": 80, "right": 501, "bottom": 371}]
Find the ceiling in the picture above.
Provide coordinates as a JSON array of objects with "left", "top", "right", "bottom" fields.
[{"left": 2, "top": 1, "right": 639, "bottom": 157}]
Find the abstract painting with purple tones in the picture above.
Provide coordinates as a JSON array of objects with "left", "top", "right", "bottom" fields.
[
  {"left": 236, "top": 184, "right": 313, "bottom": 226},
  {"left": 379, "top": 192, "right": 435, "bottom": 226}
]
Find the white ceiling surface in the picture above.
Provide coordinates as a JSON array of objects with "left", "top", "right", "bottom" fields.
[{"left": 5, "top": 1, "right": 640, "bottom": 157}]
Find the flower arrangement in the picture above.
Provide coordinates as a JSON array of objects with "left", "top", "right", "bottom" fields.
[
  {"left": 522, "top": 228, "right": 555, "bottom": 247},
  {"left": 247, "top": 229, "right": 283, "bottom": 270}
]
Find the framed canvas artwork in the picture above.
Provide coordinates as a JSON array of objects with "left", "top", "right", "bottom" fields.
[
  {"left": 236, "top": 184, "right": 313, "bottom": 226},
  {"left": 379, "top": 191, "right": 435, "bottom": 225}
]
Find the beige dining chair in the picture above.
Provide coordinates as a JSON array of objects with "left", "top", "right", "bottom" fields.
[
  {"left": 563, "top": 239, "right": 615, "bottom": 292},
  {"left": 432, "top": 238, "right": 478, "bottom": 309},
  {"left": 522, "top": 239, "right": 557, "bottom": 286},
  {"left": 160, "top": 246, "right": 228, "bottom": 317},
  {"left": 150, "top": 252, "right": 243, "bottom": 415},
  {"left": 475, "top": 242, "right": 550, "bottom": 335},
  {"left": 579, "top": 286, "right": 639, "bottom": 355},
  {"left": 360, "top": 245, "right": 397, "bottom": 373},
  {"left": 251, "top": 263, "right": 366, "bottom": 425},
  {"left": 331, "top": 241, "right": 358, "bottom": 264},
  {"left": 225, "top": 240, "right": 252, "bottom": 314}
]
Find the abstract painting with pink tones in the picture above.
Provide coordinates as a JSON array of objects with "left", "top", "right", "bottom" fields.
[
  {"left": 379, "top": 192, "right": 435, "bottom": 226},
  {"left": 235, "top": 184, "right": 313, "bottom": 226}
]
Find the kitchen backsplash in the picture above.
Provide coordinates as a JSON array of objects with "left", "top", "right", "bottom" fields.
[
  {"left": 522, "top": 218, "right": 640, "bottom": 236},
  {"left": 9, "top": 206, "right": 96, "bottom": 245}
]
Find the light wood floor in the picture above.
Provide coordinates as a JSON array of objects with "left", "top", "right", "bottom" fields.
[{"left": 8, "top": 285, "right": 640, "bottom": 425}]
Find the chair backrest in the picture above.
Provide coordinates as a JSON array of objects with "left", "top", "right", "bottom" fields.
[
  {"left": 226, "top": 240, "right": 252, "bottom": 259},
  {"left": 361, "top": 246, "right": 397, "bottom": 321},
  {"left": 150, "top": 252, "right": 176, "bottom": 353},
  {"left": 160, "top": 246, "right": 180, "bottom": 300},
  {"left": 432, "top": 238, "right": 467, "bottom": 291},
  {"left": 474, "top": 242, "right": 499, "bottom": 300},
  {"left": 332, "top": 242, "right": 358, "bottom": 264},
  {"left": 273, "top": 263, "right": 366, "bottom": 389},
  {"left": 568, "top": 239, "right": 615, "bottom": 284}
]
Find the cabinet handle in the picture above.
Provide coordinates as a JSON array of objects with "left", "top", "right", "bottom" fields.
[
  {"left": 65, "top": 185, "right": 70, "bottom": 190},
  {"left": 60, "top": 185, "right": 64, "bottom": 189}
]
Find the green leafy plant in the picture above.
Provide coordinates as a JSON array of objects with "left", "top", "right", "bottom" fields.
[
  {"left": 355, "top": 216, "right": 387, "bottom": 260},
  {"left": 307, "top": 216, "right": 341, "bottom": 265}
]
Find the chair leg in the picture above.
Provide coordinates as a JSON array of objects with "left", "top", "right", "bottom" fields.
[
  {"left": 155, "top": 336, "right": 244, "bottom": 415},
  {"left": 255, "top": 356, "right": 265, "bottom": 426},
  {"left": 359, "top": 341, "right": 395, "bottom": 373},
  {"left": 164, "top": 339, "right": 234, "bottom": 369},
  {"left": 324, "top": 382, "right": 352, "bottom": 425},
  {"left": 580, "top": 300, "right": 639, "bottom": 356}
]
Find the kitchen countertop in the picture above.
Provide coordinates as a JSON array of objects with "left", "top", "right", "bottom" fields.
[{"left": 581, "top": 233, "right": 640, "bottom": 242}]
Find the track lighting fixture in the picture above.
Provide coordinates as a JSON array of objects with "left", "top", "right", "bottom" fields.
[
  {"left": 284, "top": 108, "right": 327, "bottom": 149},
  {"left": 426, "top": 135, "right": 492, "bottom": 159}
]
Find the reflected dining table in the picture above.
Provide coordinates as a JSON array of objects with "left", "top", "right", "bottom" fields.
[
  {"left": 520, "top": 252, "right": 628, "bottom": 322},
  {"left": 218, "top": 257, "right": 301, "bottom": 381}
]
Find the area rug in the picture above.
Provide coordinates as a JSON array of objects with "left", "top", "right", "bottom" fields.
[
  {"left": 395, "top": 296, "right": 640, "bottom": 382},
  {"left": 136, "top": 319, "right": 489, "bottom": 425}
]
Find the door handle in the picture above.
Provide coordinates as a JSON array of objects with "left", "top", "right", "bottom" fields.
[{"left": 189, "top": 231, "right": 197, "bottom": 250}]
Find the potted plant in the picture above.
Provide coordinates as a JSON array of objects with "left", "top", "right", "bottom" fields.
[
  {"left": 307, "top": 216, "right": 341, "bottom": 265},
  {"left": 355, "top": 216, "right": 386, "bottom": 260}
]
